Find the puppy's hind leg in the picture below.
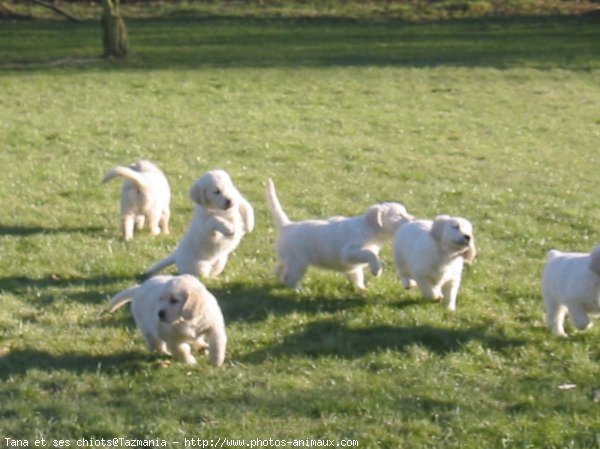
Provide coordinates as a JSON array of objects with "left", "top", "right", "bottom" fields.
[
  {"left": 160, "top": 208, "right": 170, "bottom": 235},
  {"left": 147, "top": 212, "right": 161, "bottom": 236},
  {"left": 277, "top": 260, "right": 306, "bottom": 289},
  {"left": 122, "top": 214, "right": 136, "bottom": 241},
  {"left": 135, "top": 214, "right": 146, "bottom": 231},
  {"left": 396, "top": 264, "right": 416, "bottom": 290},
  {"left": 568, "top": 304, "right": 592, "bottom": 332}
]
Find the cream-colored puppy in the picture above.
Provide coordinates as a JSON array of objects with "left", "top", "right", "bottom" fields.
[
  {"left": 541, "top": 245, "right": 600, "bottom": 337},
  {"left": 145, "top": 170, "right": 254, "bottom": 278},
  {"left": 103, "top": 160, "right": 171, "bottom": 241},
  {"left": 108, "top": 274, "right": 227, "bottom": 366},
  {"left": 393, "top": 215, "right": 476, "bottom": 311},
  {"left": 265, "top": 179, "right": 413, "bottom": 290}
]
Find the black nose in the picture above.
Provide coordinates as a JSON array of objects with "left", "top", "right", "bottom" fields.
[
  {"left": 224, "top": 199, "right": 233, "bottom": 209},
  {"left": 158, "top": 310, "right": 166, "bottom": 320},
  {"left": 463, "top": 234, "right": 471, "bottom": 243}
]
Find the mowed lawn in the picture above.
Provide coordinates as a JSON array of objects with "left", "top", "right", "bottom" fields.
[{"left": 0, "top": 10, "right": 599, "bottom": 448}]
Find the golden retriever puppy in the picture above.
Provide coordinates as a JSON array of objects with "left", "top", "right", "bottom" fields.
[
  {"left": 265, "top": 178, "right": 413, "bottom": 290},
  {"left": 145, "top": 170, "right": 254, "bottom": 278},
  {"left": 103, "top": 160, "right": 171, "bottom": 241},
  {"left": 393, "top": 215, "right": 476, "bottom": 311},
  {"left": 108, "top": 274, "right": 227, "bottom": 366},
  {"left": 541, "top": 245, "right": 600, "bottom": 337}
]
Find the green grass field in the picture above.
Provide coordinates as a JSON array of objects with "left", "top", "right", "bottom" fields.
[{"left": 0, "top": 4, "right": 599, "bottom": 448}]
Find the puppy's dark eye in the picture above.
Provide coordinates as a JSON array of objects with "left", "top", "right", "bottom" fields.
[
  {"left": 169, "top": 297, "right": 179, "bottom": 304},
  {"left": 213, "top": 189, "right": 221, "bottom": 195},
  {"left": 452, "top": 223, "right": 460, "bottom": 230}
]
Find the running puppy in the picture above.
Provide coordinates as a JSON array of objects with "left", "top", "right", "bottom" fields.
[
  {"left": 265, "top": 178, "right": 413, "bottom": 290},
  {"left": 541, "top": 245, "right": 600, "bottom": 337},
  {"left": 108, "top": 274, "right": 227, "bottom": 366},
  {"left": 103, "top": 160, "right": 171, "bottom": 241},
  {"left": 393, "top": 215, "right": 476, "bottom": 311},
  {"left": 145, "top": 170, "right": 254, "bottom": 278}
]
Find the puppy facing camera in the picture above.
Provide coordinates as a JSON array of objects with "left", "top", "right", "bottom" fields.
[
  {"left": 108, "top": 274, "right": 227, "bottom": 366},
  {"left": 145, "top": 169, "right": 254, "bottom": 278},
  {"left": 541, "top": 245, "right": 600, "bottom": 337},
  {"left": 393, "top": 215, "right": 476, "bottom": 311},
  {"left": 102, "top": 160, "right": 171, "bottom": 241}
]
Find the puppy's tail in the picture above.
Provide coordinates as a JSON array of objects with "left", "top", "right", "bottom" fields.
[
  {"left": 102, "top": 165, "right": 148, "bottom": 189},
  {"left": 265, "top": 178, "right": 291, "bottom": 230},
  {"left": 144, "top": 254, "right": 176, "bottom": 276},
  {"left": 108, "top": 285, "right": 140, "bottom": 312}
]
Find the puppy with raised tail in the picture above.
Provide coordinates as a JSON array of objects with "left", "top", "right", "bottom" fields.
[
  {"left": 108, "top": 274, "right": 227, "bottom": 366},
  {"left": 265, "top": 178, "right": 413, "bottom": 290},
  {"left": 393, "top": 215, "right": 476, "bottom": 311},
  {"left": 541, "top": 245, "right": 600, "bottom": 337},
  {"left": 103, "top": 160, "right": 171, "bottom": 241},
  {"left": 145, "top": 170, "right": 254, "bottom": 278}
]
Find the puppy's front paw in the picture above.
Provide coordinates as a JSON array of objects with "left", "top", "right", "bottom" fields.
[
  {"left": 219, "top": 226, "right": 235, "bottom": 237},
  {"left": 370, "top": 261, "right": 382, "bottom": 277}
]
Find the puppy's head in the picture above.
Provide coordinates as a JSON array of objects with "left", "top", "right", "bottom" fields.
[
  {"left": 366, "top": 202, "right": 413, "bottom": 237},
  {"left": 157, "top": 275, "right": 206, "bottom": 325},
  {"left": 589, "top": 245, "right": 600, "bottom": 276},
  {"left": 190, "top": 170, "right": 238, "bottom": 211},
  {"left": 431, "top": 215, "right": 476, "bottom": 262}
]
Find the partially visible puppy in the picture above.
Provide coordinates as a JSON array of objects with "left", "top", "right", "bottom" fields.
[
  {"left": 103, "top": 160, "right": 171, "bottom": 241},
  {"left": 265, "top": 178, "right": 413, "bottom": 290},
  {"left": 145, "top": 170, "right": 254, "bottom": 278},
  {"left": 108, "top": 274, "right": 227, "bottom": 366},
  {"left": 393, "top": 215, "right": 476, "bottom": 311},
  {"left": 541, "top": 245, "right": 600, "bottom": 337}
]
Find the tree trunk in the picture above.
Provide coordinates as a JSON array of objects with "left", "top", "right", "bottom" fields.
[{"left": 101, "top": 0, "right": 128, "bottom": 59}]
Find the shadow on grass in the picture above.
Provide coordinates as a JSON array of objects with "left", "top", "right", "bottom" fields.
[
  {"left": 0, "top": 223, "right": 106, "bottom": 236},
  {"left": 0, "top": 273, "right": 135, "bottom": 305},
  {"left": 0, "top": 348, "right": 150, "bottom": 380},
  {"left": 243, "top": 318, "right": 526, "bottom": 362},
  {"left": 0, "top": 15, "right": 597, "bottom": 70},
  {"left": 214, "top": 281, "right": 365, "bottom": 324}
]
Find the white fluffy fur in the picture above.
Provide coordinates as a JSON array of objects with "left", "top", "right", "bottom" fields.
[
  {"left": 541, "top": 245, "right": 600, "bottom": 337},
  {"left": 393, "top": 215, "right": 476, "bottom": 311},
  {"left": 265, "top": 178, "right": 413, "bottom": 290},
  {"left": 103, "top": 160, "right": 171, "bottom": 241},
  {"left": 145, "top": 170, "right": 254, "bottom": 278},
  {"left": 108, "top": 274, "right": 227, "bottom": 366}
]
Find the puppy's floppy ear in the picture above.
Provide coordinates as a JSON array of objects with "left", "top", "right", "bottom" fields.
[
  {"left": 366, "top": 205, "right": 383, "bottom": 229},
  {"left": 588, "top": 245, "right": 600, "bottom": 276},
  {"left": 430, "top": 215, "right": 450, "bottom": 242},
  {"left": 190, "top": 176, "right": 209, "bottom": 206},
  {"left": 463, "top": 235, "right": 477, "bottom": 264},
  {"left": 181, "top": 287, "right": 204, "bottom": 321}
]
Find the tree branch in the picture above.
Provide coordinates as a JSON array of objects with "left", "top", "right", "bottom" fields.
[
  {"left": 0, "top": 2, "right": 33, "bottom": 19},
  {"left": 29, "top": 0, "right": 81, "bottom": 22}
]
